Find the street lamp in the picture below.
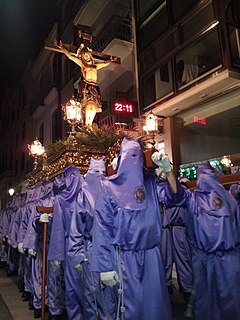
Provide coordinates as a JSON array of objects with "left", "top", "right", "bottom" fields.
[
  {"left": 143, "top": 111, "right": 159, "bottom": 134},
  {"left": 142, "top": 111, "right": 161, "bottom": 149},
  {"left": 28, "top": 138, "right": 45, "bottom": 170},
  {"left": 62, "top": 96, "right": 83, "bottom": 141}
]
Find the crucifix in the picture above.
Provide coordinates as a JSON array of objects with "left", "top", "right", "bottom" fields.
[{"left": 45, "top": 31, "right": 121, "bottom": 126}]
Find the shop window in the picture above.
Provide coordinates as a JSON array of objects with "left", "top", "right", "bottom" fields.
[
  {"left": 176, "top": 28, "right": 222, "bottom": 89},
  {"left": 179, "top": 105, "right": 240, "bottom": 165}
]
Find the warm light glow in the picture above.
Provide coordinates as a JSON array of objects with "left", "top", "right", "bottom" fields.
[
  {"left": 63, "top": 97, "right": 82, "bottom": 124},
  {"left": 85, "top": 101, "right": 98, "bottom": 126},
  {"left": 145, "top": 111, "right": 158, "bottom": 133},
  {"left": 8, "top": 188, "right": 15, "bottom": 196},
  {"left": 28, "top": 138, "right": 45, "bottom": 156},
  {"left": 220, "top": 156, "right": 232, "bottom": 167}
]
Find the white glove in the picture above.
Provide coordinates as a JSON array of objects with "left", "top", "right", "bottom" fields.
[
  {"left": 74, "top": 263, "right": 83, "bottom": 271},
  {"left": 111, "top": 155, "right": 119, "bottom": 171},
  {"left": 18, "top": 242, "right": 25, "bottom": 254},
  {"left": 28, "top": 249, "right": 37, "bottom": 256},
  {"left": 39, "top": 213, "right": 50, "bottom": 223},
  {"left": 151, "top": 153, "right": 172, "bottom": 173},
  {"left": 52, "top": 260, "right": 61, "bottom": 268},
  {"left": 100, "top": 271, "right": 120, "bottom": 287}
]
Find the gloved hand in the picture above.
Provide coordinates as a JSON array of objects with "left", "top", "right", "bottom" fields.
[
  {"left": 151, "top": 153, "right": 172, "bottom": 173},
  {"left": 52, "top": 260, "right": 61, "bottom": 268},
  {"left": 39, "top": 213, "right": 50, "bottom": 223},
  {"left": 74, "top": 263, "right": 83, "bottom": 272},
  {"left": 100, "top": 271, "right": 120, "bottom": 287},
  {"left": 111, "top": 155, "right": 119, "bottom": 171},
  {"left": 18, "top": 242, "right": 25, "bottom": 254},
  {"left": 28, "top": 249, "right": 37, "bottom": 256}
]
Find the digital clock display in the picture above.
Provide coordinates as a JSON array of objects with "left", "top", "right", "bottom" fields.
[{"left": 114, "top": 102, "right": 133, "bottom": 113}]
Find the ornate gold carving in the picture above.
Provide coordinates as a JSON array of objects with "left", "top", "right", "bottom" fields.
[
  {"left": 27, "top": 125, "right": 138, "bottom": 185},
  {"left": 27, "top": 143, "right": 108, "bottom": 186}
]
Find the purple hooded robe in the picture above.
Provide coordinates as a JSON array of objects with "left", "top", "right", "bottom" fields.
[
  {"left": 48, "top": 165, "right": 84, "bottom": 320},
  {"left": 68, "top": 157, "right": 115, "bottom": 320},
  {"left": 91, "top": 138, "right": 172, "bottom": 320},
  {"left": 165, "top": 162, "right": 240, "bottom": 320}
]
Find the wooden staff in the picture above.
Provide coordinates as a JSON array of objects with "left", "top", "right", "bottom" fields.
[{"left": 36, "top": 206, "right": 54, "bottom": 320}]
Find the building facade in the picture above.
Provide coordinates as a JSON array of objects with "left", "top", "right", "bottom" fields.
[{"left": 135, "top": 0, "right": 240, "bottom": 176}]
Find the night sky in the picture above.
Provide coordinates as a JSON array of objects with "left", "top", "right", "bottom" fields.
[{"left": 0, "top": 0, "right": 59, "bottom": 99}]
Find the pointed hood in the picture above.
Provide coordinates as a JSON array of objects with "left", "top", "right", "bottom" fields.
[{"left": 107, "top": 137, "right": 147, "bottom": 210}]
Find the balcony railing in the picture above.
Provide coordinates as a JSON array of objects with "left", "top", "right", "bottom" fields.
[{"left": 92, "top": 15, "right": 132, "bottom": 52}]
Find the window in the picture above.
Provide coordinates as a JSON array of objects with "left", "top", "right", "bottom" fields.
[
  {"left": 53, "top": 56, "right": 58, "bottom": 86},
  {"left": 228, "top": 25, "right": 240, "bottom": 67},
  {"left": 39, "top": 123, "right": 44, "bottom": 144},
  {"left": 181, "top": 3, "right": 215, "bottom": 43},
  {"left": 226, "top": 0, "right": 240, "bottom": 25},
  {"left": 154, "top": 28, "right": 179, "bottom": 60},
  {"left": 64, "top": 60, "right": 74, "bottom": 85},
  {"left": 15, "top": 159, "right": 18, "bottom": 177},
  {"left": 179, "top": 105, "right": 240, "bottom": 165},
  {"left": 155, "top": 60, "right": 173, "bottom": 100},
  {"left": 138, "top": 1, "right": 168, "bottom": 49},
  {"left": 16, "top": 133, "right": 19, "bottom": 147},
  {"left": 140, "top": 49, "right": 156, "bottom": 74},
  {"left": 21, "top": 152, "right": 25, "bottom": 171},
  {"left": 140, "top": 60, "right": 173, "bottom": 109},
  {"left": 136, "top": 0, "right": 160, "bottom": 21},
  {"left": 141, "top": 74, "right": 156, "bottom": 108},
  {"left": 22, "top": 122, "right": 25, "bottom": 139},
  {"left": 172, "top": 0, "right": 200, "bottom": 22},
  {"left": 176, "top": 27, "right": 222, "bottom": 89},
  {"left": 8, "top": 150, "right": 13, "bottom": 170},
  {"left": 52, "top": 109, "right": 59, "bottom": 143}
]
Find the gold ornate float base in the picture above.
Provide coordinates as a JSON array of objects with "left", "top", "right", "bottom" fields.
[{"left": 27, "top": 142, "right": 119, "bottom": 186}]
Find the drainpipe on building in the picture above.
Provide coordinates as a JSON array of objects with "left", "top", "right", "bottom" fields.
[{"left": 130, "top": 0, "right": 141, "bottom": 119}]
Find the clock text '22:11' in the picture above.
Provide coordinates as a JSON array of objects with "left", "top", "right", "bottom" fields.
[{"left": 114, "top": 102, "right": 133, "bottom": 113}]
